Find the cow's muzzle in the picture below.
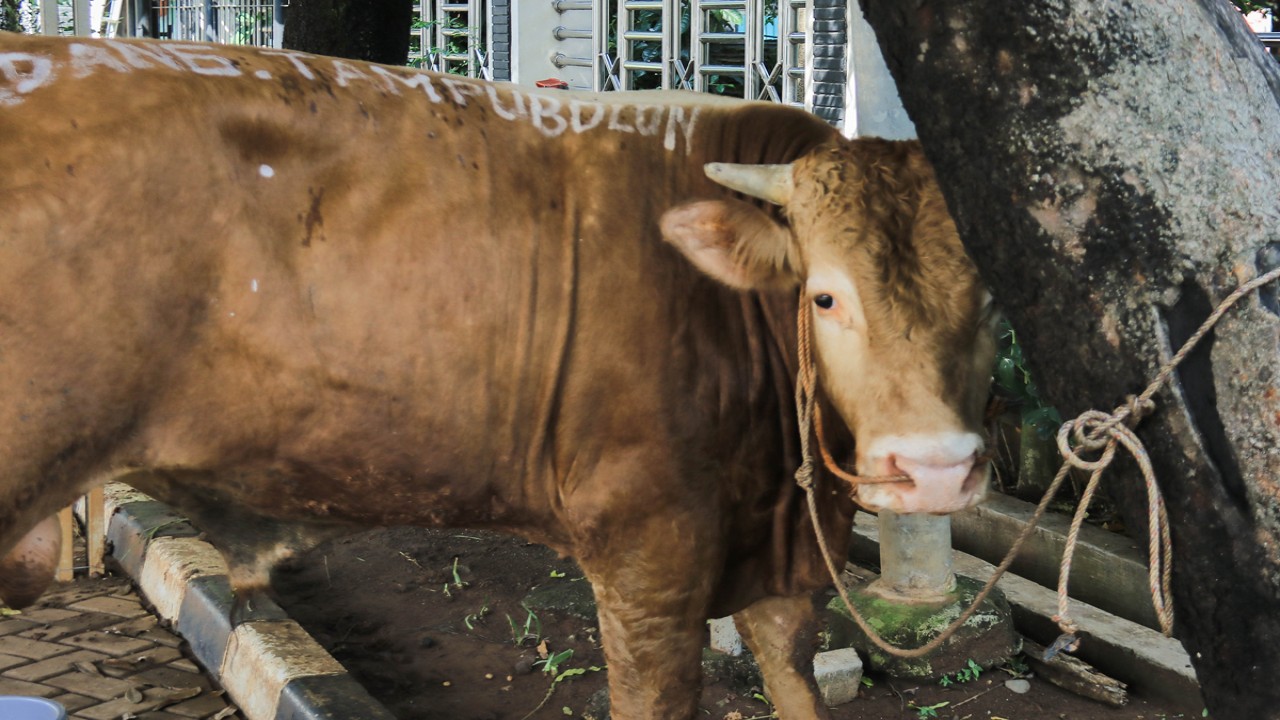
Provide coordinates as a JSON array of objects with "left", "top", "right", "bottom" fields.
[{"left": 855, "top": 433, "right": 990, "bottom": 514}]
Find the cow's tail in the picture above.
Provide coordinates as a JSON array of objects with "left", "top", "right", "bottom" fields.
[{"left": 0, "top": 514, "right": 61, "bottom": 609}]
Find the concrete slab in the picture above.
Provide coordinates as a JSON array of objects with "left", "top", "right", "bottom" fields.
[{"left": 951, "top": 493, "right": 1160, "bottom": 629}]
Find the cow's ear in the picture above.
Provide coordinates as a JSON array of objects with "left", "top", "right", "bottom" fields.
[{"left": 660, "top": 200, "right": 799, "bottom": 290}]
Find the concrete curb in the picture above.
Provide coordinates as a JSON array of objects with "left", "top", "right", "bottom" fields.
[{"left": 101, "top": 483, "right": 397, "bottom": 720}]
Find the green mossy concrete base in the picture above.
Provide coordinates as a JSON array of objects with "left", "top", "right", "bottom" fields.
[{"left": 825, "top": 575, "right": 1020, "bottom": 679}]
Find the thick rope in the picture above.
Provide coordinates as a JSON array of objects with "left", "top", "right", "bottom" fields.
[
  {"left": 795, "top": 301, "right": 912, "bottom": 487},
  {"left": 797, "top": 265, "right": 1280, "bottom": 659},
  {"left": 1045, "top": 263, "right": 1280, "bottom": 649},
  {"left": 795, "top": 301, "right": 1030, "bottom": 658}
]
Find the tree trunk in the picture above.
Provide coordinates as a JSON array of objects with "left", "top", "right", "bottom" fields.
[
  {"left": 281, "top": 0, "right": 413, "bottom": 65},
  {"left": 857, "top": 0, "right": 1280, "bottom": 715}
]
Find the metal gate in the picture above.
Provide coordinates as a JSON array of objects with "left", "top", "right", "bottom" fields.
[{"left": 148, "top": 0, "right": 282, "bottom": 46}]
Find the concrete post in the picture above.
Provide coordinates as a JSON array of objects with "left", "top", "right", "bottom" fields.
[
  {"left": 872, "top": 511, "right": 955, "bottom": 602},
  {"left": 844, "top": 2, "right": 916, "bottom": 139}
]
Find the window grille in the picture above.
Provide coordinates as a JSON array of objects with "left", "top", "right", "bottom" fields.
[
  {"left": 148, "top": 0, "right": 282, "bottom": 46},
  {"left": 409, "top": 0, "right": 490, "bottom": 80},
  {"left": 596, "top": 0, "right": 808, "bottom": 106}
]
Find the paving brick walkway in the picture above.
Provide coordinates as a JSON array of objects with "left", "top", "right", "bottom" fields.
[{"left": 1, "top": 576, "right": 243, "bottom": 720}]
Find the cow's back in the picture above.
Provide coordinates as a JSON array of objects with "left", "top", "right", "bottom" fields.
[{"left": 0, "top": 32, "right": 838, "bottom": 561}]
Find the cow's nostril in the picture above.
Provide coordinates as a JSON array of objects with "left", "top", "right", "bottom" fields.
[
  {"left": 961, "top": 456, "right": 989, "bottom": 494},
  {"left": 874, "top": 454, "right": 910, "bottom": 483},
  {"left": 885, "top": 454, "right": 904, "bottom": 477},
  {"left": 891, "top": 454, "right": 978, "bottom": 492}
]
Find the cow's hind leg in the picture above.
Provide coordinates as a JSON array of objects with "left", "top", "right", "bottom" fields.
[
  {"left": 575, "top": 512, "right": 721, "bottom": 720},
  {"left": 734, "top": 593, "right": 831, "bottom": 720},
  {"left": 0, "top": 514, "right": 62, "bottom": 608},
  {"left": 0, "top": 445, "right": 119, "bottom": 609}
]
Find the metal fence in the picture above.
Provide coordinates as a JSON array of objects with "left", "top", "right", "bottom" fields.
[
  {"left": 10, "top": 0, "right": 812, "bottom": 107},
  {"left": 148, "top": 0, "right": 283, "bottom": 46},
  {"left": 542, "top": 0, "right": 807, "bottom": 104},
  {"left": 408, "top": 0, "right": 806, "bottom": 103}
]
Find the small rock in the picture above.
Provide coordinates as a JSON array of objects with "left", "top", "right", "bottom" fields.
[
  {"left": 582, "top": 687, "right": 610, "bottom": 720},
  {"left": 1005, "top": 678, "right": 1031, "bottom": 694},
  {"left": 813, "top": 648, "right": 864, "bottom": 706},
  {"left": 514, "top": 657, "right": 535, "bottom": 675},
  {"left": 419, "top": 636, "right": 437, "bottom": 648}
]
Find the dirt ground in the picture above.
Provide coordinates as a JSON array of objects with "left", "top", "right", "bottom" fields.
[{"left": 271, "top": 526, "right": 1204, "bottom": 720}]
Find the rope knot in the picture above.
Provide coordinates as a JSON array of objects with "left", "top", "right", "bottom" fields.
[
  {"left": 794, "top": 457, "right": 815, "bottom": 490},
  {"left": 1120, "top": 394, "right": 1157, "bottom": 427},
  {"left": 1056, "top": 410, "right": 1118, "bottom": 472}
]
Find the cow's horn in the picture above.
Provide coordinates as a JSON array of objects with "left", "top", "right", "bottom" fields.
[{"left": 704, "top": 163, "right": 794, "bottom": 205}]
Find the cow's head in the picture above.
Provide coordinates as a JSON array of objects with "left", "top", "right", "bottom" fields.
[{"left": 661, "top": 139, "right": 996, "bottom": 514}]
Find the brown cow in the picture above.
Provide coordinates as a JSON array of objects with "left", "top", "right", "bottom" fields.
[{"left": 0, "top": 34, "right": 996, "bottom": 719}]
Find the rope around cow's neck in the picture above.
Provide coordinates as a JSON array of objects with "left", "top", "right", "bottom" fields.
[{"left": 795, "top": 264, "right": 1280, "bottom": 659}]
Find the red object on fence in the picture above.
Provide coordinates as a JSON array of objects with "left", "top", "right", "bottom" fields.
[{"left": 535, "top": 78, "right": 570, "bottom": 89}]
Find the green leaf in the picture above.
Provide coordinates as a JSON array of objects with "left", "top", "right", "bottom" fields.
[
  {"left": 1023, "top": 406, "right": 1064, "bottom": 435},
  {"left": 995, "top": 357, "right": 1020, "bottom": 392},
  {"left": 556, "top": 667, "right": 587, "bottom": 682}
]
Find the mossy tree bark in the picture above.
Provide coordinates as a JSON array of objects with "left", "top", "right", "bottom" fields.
[
  {"left": 857, "top": 0, "right": 1280, "bottom": 714},
  {"left": 281, "top": 0, "right": 413, "bottom": 65}
]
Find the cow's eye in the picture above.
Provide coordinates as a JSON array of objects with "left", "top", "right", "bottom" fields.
[{"left": 814, "top": 294, "right": 835, "bottom": 310}]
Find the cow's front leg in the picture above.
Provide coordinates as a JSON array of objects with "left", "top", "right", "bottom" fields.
[
  {"left": 734, "top": 593, "right": 831, "bottom": 720},
  {"left": 576, "top": 513, "right": 720, "bottom": 720}
]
